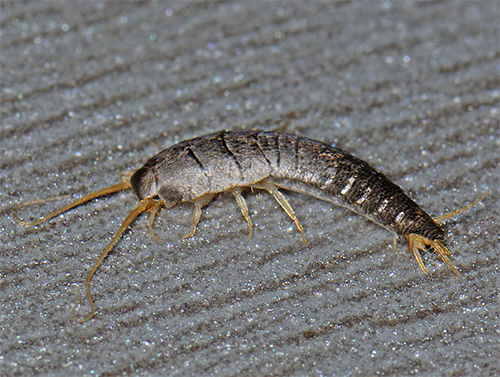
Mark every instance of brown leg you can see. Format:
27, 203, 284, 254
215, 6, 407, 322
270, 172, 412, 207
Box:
183, 193, 216, 239
251, 180, 307, 243
146, 199, 166, 243
231, 188, 253, 238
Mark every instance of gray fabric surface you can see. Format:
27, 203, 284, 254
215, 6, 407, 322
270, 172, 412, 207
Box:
1, 1, 499, 376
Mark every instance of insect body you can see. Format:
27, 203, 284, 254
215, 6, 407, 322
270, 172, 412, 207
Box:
14, 130, 488, 322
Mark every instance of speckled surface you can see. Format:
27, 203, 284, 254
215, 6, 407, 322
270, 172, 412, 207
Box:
1, 1, 499, 376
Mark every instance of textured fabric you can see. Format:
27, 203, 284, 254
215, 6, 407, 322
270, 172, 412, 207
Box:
1, 1, 498, 376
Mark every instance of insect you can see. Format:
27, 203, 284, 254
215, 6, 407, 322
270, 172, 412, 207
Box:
14, 130, 488, 322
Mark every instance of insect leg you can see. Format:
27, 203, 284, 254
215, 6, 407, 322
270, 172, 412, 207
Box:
183, 193, 216, 239
251, 180, 307, 243
230, 188, 253, 238
146, 199, 169, 243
